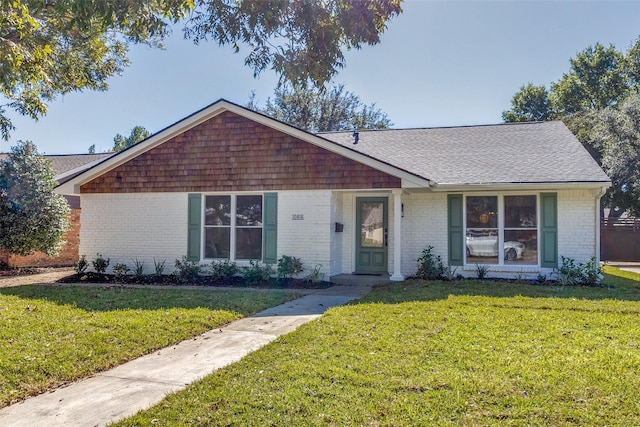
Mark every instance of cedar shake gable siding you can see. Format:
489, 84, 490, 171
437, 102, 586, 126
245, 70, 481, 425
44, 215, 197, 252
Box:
81, 111, 400, 193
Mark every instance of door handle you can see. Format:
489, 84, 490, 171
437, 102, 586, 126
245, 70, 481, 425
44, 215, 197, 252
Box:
384, 228, 388, 247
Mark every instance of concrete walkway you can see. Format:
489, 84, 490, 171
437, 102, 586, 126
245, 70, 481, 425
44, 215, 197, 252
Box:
0, 283, 374, 427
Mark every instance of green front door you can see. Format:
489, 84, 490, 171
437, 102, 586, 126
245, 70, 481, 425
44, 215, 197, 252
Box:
355, 197, 388, 274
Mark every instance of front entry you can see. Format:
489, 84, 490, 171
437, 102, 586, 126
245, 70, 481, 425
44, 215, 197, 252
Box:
355, 197, 388, 274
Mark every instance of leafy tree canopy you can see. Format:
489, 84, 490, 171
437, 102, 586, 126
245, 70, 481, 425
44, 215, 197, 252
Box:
113, 125, 150, 152
0, 141, 70, 256
593, 94, 640, 216
248, 83, 392, 132
1, 0, 402, 141
501, 83, 551, 123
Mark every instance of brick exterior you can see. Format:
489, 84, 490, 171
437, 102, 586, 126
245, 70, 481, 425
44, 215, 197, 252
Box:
81, 111, 401, 194
1, 208, 80, 268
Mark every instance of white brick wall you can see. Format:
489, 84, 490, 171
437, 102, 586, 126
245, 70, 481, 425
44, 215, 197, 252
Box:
80, 193, 188, 274
277, 190, 333, 278
557, 189, 598, 265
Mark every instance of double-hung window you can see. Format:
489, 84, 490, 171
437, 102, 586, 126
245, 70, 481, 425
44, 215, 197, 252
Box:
204, 195, 263, 260
465, 195, 538, 265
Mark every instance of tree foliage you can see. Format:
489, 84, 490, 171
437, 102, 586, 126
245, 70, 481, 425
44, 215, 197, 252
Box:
593, 94, 640, 216
503, 38, 640, 215
1, 0, 402, 140
0, 0, 193, 140
501, 83, 551, 122
186, 0, 403, 88
0, 141, 70, 256
113, 125, 150, 152
248, 84, 392, 132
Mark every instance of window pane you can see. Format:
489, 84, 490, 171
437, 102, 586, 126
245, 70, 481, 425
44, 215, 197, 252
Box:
504, 230, 537, 264
205, 196, 231, 226
361, 202, 384, 248
237, 195, 263, 226
466, 229, 499, 264
505, 196, 537, 228
204, 228, 230, 258
236, 228, 262, 260
466, 196, 498, 228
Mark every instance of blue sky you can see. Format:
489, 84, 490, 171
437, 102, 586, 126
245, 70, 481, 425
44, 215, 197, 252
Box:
5, 0, 640, 154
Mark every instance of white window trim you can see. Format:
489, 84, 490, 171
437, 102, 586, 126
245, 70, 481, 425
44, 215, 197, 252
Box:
201, 193, 264, 263
463, 193, 540, 269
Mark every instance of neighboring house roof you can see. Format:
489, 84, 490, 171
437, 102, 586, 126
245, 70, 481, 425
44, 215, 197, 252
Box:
55, 99, 611, 195
319, 121, 611, 188
0, 152, 113, 184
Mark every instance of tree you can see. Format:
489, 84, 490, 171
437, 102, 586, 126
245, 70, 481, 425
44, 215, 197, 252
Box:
0, 0, 193, 140
0, 141, 70, 256
248, 84, 392, 132
113, 125, 150, 152
501, 83, 551, 122
594, 94, 640, 216
1, 1, 402, 140
186, 0, 402, 88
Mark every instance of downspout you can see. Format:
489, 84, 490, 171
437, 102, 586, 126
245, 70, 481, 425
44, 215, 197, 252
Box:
594, 186, 607, 264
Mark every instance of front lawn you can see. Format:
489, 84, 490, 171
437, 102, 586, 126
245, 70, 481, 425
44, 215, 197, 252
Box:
114, 266, 640, 426
0, 285, 298, 407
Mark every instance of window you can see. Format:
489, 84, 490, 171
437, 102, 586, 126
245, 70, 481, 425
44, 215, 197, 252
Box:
465, 195, 538, 265
204, 195, 263, 260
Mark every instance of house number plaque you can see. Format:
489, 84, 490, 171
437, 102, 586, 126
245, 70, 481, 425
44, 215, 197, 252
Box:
292, 214, 304, 220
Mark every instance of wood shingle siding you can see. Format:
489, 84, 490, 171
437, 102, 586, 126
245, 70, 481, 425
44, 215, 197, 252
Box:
80, 112, 400, 193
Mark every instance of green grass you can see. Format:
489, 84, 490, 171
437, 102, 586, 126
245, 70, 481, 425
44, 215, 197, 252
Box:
114, 266, 640, 426
0, 285, 298, 407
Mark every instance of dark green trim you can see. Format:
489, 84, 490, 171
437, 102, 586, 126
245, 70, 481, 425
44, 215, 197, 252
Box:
187, 193, 202, 262
448, 194, 464, 266
540, 192, 558, 268
263, 192, 278, 264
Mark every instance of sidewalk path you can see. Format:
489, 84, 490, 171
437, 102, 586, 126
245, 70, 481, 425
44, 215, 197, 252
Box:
0, 283, 373, 427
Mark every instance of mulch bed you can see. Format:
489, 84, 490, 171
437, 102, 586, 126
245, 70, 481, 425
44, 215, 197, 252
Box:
57, 272, 333, 289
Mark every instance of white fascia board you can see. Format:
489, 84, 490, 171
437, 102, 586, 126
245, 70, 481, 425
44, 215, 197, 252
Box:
56, 100, 431, 194
429, 181, 612, 193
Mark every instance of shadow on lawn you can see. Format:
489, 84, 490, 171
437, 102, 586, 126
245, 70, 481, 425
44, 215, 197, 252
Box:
0, 284, 294, 313
361, 271, 640, 304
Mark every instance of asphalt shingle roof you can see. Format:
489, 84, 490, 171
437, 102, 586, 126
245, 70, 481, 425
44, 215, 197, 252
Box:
319, 121, 610, 186
0, 152, 112, 178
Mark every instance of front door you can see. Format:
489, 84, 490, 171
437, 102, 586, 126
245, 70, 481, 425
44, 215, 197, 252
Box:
355, 197, 388, 274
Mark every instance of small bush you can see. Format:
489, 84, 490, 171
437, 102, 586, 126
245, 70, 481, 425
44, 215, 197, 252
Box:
416, 246, 445, 280
209, 259, 238, 282
306, 264, 325, 285
132, 259, 145, 278
475, 264, 489, 280
240, 260, 273, 286
153, 258, 166, 276
555, 256, 602, 286
92, 253, 110, 274
277, 255, 304, 281
583, 256, 602, 286
174, 256, 202, 283
112, 263, 130, 278
74, 255, 88, 274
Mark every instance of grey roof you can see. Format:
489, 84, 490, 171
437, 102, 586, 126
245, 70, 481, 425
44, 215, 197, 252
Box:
0, 152, 113, 182
319, 121, 610, 186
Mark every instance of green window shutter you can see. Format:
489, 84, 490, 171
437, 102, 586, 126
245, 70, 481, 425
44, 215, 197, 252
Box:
187, 194, 202, 262
448, 194, 464, 266
263, 192, 278, 264
540, 192, 558, 268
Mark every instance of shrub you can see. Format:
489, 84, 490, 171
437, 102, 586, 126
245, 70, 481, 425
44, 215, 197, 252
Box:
306, 264, 325, 285
112, 263, 130, 278
555, 256, 602, 286
174, 256, 202, 283
277, 255, 304, 281
209, 259, 238, 282
92, 253, 110, 274
475, 264, 489, 280
74, 255, 88, 274
153, 258, 166, 276
132, 259, 145, 278
583, 256, 602, 286
240, 260, 273, 286
415, 246, 445, 280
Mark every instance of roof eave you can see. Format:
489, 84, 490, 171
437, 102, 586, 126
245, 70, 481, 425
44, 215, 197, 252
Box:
429, 181, 612, 193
